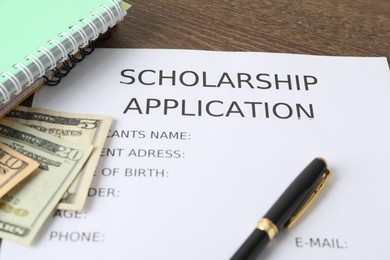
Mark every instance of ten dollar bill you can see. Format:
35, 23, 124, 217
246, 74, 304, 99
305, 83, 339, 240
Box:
6, 106, 112, 211
0, 119, 92, 245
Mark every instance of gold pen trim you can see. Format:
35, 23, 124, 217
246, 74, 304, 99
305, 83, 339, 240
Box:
286, 168, 332, 228
256, 218, 279, 240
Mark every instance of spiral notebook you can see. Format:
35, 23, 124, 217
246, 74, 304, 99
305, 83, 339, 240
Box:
0, 0, 128, 118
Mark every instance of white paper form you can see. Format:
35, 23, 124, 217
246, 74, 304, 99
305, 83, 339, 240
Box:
1, 49, 390, 259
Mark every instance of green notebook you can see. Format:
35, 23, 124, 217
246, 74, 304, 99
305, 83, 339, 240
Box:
0, 0, 127, 116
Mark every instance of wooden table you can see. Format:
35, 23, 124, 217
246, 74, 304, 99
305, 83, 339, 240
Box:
102, 0, 390, 58
19, 0, 389, 108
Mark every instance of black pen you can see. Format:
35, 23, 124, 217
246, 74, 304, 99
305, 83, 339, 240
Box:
231, 157, 331, 260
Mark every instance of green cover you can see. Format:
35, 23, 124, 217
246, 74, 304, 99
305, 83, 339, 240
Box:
0, 0, 114, 73
0, 0, 125, 110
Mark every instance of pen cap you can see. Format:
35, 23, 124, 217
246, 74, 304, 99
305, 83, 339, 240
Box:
263, 158, 328, 229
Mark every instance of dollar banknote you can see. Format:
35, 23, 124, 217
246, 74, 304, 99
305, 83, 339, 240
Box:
0, 143, 39, 198
6, 106, 112, 211
0, 119, 93, 245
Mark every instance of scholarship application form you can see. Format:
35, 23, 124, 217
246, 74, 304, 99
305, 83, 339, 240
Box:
1, 49, 390, 259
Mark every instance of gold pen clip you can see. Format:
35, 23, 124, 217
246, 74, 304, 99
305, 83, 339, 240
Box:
286, 168, 332, 228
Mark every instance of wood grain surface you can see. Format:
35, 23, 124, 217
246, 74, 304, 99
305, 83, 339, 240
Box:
101, 0, 390, 58
19, 0, 389, 108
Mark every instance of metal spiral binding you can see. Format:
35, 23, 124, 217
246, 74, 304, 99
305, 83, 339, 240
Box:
13, 64, 34, 87
0, 83, 10, 103
0, 0, 124, 92
2, 72, 21, 94
43, 28, 111, 86
41, 1, 123, 87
